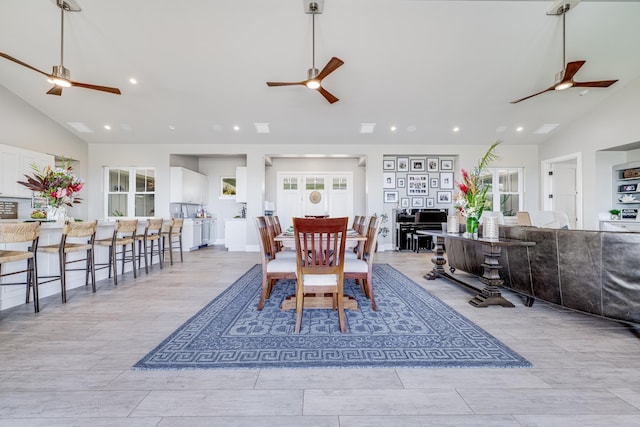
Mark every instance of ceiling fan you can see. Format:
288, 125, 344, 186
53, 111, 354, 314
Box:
0, 0, 120, 96
510, 2, 617, 104
266, 1, 343, 104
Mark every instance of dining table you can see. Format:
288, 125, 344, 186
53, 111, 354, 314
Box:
274, 228, 367, 311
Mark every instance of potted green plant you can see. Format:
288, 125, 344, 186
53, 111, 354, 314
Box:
608, 209, 621, 220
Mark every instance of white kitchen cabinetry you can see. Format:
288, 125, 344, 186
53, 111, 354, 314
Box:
235, 166, 247, 203
181, 219, 202, 251
170, 167, 207, 204
0, 144, 54, 198
224, 218, 246, 251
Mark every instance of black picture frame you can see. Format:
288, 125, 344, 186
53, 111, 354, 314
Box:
427, 158, 439, 172
429, 177, 439, 188
440, 172, 454, 189
426, 197, 435, 208
411, 197, 424, 208
440, 159, 453, 171
407, 174, 429, 195
384, 191, 399, 204
437, 191, 452, 204
397, 157, 409, 172
410, 158, 426, 172
397, 177, 406, 188
383, 159, 396, 171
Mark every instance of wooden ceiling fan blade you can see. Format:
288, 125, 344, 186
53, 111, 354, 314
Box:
316, 57, 344, 81
574, 79, 618, 88
0, 52, 50, 77
510, 86, 555, 104
317, 86, 339, 104
563, 60, 586, 81
70, 81, 122, 94
46, 86, 63, 96
266, 81, 305, 87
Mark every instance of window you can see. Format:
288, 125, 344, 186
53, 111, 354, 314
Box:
105, 167, 156, 217
482, 168, 523, 216
333, 177, 347, 190
306, 177, 324, 190
283, 177, 298, 190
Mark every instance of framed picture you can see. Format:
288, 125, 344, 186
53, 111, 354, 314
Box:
440, 159, 453, 171
437, 191, 452, 204
397, 157, 409, 172
426, 197, 435, 208
407, 174, 429, 196
440, 172, 454, 189
397, 177, 406, 188
383, 159, 396, 170
410, 158, 426, 172
427, 158, 439, 172
384, 191, 399, 204
220, 177, 237, 198
400, 197, 410, 208
411, 197, 424, 208
383, 172, 396, 189
430, 177, 439, 188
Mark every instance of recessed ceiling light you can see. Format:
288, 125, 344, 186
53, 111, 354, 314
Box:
516, 126, 524, 132
168, 125, 176, 130
129, 78, 137, 85
534, 123, 560, 134
254, 123, 270, 133
104, 124, 111, 130
390, 125, 397, 132
233, 125, 240, 131
66, 121, 94, 133
452, 126, 460, 132
360, 123, 376, 134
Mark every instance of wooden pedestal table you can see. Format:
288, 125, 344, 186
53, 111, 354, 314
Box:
418, 230, 535, 308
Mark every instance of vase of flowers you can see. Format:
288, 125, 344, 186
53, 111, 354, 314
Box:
454, 141, 501, 238
17, 162, 83, 222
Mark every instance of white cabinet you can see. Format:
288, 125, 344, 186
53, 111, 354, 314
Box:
235, 166, 247, 203
170, 167, 207, 204
181, 219, 203, 251
0, 144, 54, 198
224, 218, 246, 251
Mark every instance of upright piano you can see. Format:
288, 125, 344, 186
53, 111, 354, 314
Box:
394, 209, 447, 251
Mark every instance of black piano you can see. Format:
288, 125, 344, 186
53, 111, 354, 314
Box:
395, 209, 447, 251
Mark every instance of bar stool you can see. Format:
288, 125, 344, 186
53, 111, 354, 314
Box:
161, 218, 184, 265
37, 220, 97, 303
94, 219, 138, 285
0, 222, 40, 312
134, 218, 163, 273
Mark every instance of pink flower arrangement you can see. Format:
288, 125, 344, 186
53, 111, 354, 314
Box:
453, 141, 501, 218
18, 163, 84, 208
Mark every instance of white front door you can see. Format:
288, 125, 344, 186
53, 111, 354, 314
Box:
276, 173, 353, 229
545, 159, 579, 229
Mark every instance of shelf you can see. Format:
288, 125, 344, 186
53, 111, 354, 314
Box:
617, 177, 640, 181
617, 202, 640, 204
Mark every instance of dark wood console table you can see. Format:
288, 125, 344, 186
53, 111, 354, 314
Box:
417, 230, 535, 308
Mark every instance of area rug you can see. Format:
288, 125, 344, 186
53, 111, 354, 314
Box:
133, 264, 531, 370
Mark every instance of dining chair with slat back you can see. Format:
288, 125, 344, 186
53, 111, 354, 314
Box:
161, 218, 184, 265
347, 215, 369, 259
38, 220, 97, 303
0, 222, 41, 312
255, 217, 296, 310
265, 215, 296, 259
344, 215, 381, 311
292, 216, 349, 333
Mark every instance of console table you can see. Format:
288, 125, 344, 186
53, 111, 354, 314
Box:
418, 230, 535, 308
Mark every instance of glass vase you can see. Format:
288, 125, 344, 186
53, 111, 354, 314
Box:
466, 215, 479, 238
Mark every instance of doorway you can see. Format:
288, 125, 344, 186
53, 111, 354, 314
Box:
542, 153, 582, 229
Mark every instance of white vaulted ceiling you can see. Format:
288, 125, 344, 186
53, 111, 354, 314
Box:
0, 0, 639, 147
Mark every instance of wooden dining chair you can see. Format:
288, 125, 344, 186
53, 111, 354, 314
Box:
346, 215, 369, 259
134, 218, 164, 273
344, 216, 381, 311
265, 215, 296, 259
94, 219, 138, 286
255, 217, 296, 310
292, 216, 349, 333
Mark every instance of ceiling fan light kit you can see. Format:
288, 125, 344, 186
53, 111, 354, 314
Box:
511, 0, 617, 104
266, 0, 343, 103
0, 0, 121, 96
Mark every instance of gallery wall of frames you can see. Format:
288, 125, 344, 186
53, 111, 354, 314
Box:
382, 156, 457, 210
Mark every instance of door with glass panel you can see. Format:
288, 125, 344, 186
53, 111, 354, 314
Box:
276, 173, 353, 230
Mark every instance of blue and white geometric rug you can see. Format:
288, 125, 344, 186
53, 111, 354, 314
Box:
134, 264, 531, 370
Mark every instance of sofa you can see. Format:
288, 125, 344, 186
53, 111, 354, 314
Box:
444, 225, 640, 325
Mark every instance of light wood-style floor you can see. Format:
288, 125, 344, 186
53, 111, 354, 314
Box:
0, 246, 639, 426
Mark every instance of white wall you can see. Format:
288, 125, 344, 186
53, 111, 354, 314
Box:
539, 77, 640, 229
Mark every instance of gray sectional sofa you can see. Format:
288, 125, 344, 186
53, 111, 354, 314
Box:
444, 225, 640, 325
